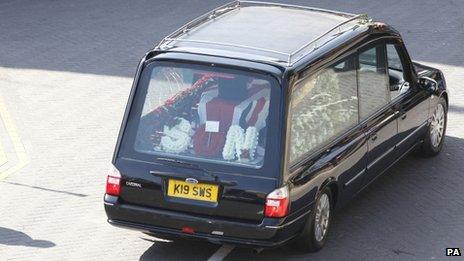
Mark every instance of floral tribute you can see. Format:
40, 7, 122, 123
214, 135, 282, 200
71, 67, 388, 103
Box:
146, 72, 268, 164
222, 125, 259, 161
150, 74, 216, 151
289, 68, 358, 162
159, 117, 193, 153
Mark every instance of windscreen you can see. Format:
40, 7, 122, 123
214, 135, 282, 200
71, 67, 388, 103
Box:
131, 62, 274, 168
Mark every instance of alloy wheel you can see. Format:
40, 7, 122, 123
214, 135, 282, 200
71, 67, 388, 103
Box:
430, 103, 445, 148
314, 193, 330, 242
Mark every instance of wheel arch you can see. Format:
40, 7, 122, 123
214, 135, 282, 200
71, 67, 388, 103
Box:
318, 178, 339, 208
441, 91, 449, 108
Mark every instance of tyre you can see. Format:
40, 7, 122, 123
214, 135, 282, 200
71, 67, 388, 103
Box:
294, 186, 333, 252
417, 96, 447, 157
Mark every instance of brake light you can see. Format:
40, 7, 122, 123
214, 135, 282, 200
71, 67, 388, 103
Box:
106, 165, 121, 196
182, 226, 194, 234
264, 186, 289, 218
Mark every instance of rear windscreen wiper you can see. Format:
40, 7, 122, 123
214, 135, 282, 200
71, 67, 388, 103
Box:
154, 157, 203, 170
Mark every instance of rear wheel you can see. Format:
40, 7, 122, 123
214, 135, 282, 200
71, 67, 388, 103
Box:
418, 97, 447, 157
294, 187, 332, 252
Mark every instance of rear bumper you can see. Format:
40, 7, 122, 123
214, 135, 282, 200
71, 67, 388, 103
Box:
104, 195, 310, 248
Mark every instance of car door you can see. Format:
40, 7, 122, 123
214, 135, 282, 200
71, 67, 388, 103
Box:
357, 42, 399, 187
385, 40, 430, 156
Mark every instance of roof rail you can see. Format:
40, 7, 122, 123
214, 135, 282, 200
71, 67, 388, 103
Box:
158, 1, 240, 48
239, 1, 356, 18
289, 13, 369, 64
156, 1, 371, 66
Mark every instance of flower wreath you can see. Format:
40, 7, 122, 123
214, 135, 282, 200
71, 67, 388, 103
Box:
160, 117, 193, 153
222, 125, 259, 161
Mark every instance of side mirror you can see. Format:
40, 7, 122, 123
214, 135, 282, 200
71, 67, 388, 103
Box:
418, 76, 438, 92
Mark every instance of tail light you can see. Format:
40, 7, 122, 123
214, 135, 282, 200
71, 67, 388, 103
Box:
106, 165, 121, 196
264, 186, 289, 218
182, 226, 195, 234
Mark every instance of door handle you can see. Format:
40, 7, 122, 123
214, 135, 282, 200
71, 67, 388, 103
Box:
370, 133, 378, 141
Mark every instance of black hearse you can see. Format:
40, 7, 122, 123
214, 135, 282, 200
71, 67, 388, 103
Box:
104, 1, 448, 252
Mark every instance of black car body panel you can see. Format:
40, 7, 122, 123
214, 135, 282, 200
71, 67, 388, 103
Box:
105, 194, 310, 247
115, 157, 278, 222
105, 1, 448, 249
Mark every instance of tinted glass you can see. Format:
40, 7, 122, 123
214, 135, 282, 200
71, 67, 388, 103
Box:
358, 46, 389, 120
132, 64, 273, 168
387, 44, 408, 100
358, 47, 377, 71
289, 56, 358, 163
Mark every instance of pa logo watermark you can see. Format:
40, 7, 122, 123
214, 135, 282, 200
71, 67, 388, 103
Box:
446, 248, 461, 256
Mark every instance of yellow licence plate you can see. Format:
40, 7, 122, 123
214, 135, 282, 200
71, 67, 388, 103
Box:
167, 179, 219, 202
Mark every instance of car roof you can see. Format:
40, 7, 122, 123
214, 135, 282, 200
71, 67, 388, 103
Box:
155, 1, 372, 67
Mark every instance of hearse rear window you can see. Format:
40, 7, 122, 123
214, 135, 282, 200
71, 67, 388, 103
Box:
130, 63, 273, 168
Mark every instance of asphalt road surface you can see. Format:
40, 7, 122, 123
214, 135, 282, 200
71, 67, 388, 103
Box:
0, 0, 463, 260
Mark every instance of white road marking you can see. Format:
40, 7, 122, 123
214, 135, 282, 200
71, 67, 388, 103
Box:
0, 138, 6, 167
0, 95, 29, 180
207, 244, 235, 261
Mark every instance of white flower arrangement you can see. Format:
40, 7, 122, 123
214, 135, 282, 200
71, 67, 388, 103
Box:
175, 117, 194, 136
289, 68, 359, 161
160, 118, 193, 153
222, 125, 244, 160
222, 125, 259, 161
240, 126, 259, 160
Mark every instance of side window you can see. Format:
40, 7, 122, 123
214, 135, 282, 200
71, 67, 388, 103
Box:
288, 56, 358, 163
358, 47, 377, 72
358, 45, 389, 120
387, 44, 408, 100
